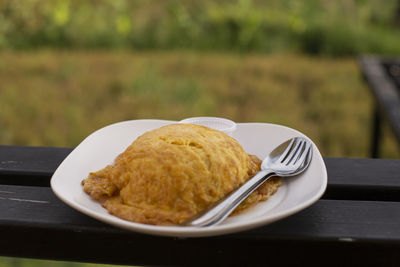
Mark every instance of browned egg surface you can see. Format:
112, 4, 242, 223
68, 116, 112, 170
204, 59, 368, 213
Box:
82, 123, 281, 225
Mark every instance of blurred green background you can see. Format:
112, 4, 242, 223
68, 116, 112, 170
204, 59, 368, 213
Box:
2, 0, 400, 54
1, 0, 400, 266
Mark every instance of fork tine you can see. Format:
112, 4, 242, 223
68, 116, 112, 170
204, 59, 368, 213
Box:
290, 139, 307, 165
286, 139, 305, 165
282, 138, 303, 165
278, 138, 296, 163
294, 139, 312, 166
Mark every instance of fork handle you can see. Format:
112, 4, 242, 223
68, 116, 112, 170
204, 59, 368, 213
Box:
183, 169, 273, 227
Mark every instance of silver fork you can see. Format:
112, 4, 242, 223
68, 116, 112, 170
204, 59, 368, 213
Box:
183, 137, 313, 227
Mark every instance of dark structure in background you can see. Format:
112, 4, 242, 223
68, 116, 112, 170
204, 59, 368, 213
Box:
359, 56, 400, 158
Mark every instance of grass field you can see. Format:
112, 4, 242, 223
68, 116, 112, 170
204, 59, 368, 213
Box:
0, 50, 398, 158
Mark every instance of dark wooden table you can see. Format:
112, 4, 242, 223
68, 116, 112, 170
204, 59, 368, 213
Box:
1, 145, 400, 266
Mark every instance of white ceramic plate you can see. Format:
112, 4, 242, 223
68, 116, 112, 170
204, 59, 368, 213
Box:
51, 120, 327, 238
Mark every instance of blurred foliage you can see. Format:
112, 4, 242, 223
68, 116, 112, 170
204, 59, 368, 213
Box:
0, 0, 400, 55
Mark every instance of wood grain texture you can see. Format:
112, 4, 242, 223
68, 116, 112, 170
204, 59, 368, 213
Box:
323, 157, 400, 201
0, 146, 72, 186
0, 184, 400, 266
0, 184, 399, 241
0, 145, 72, 175
1, 146, 400, 265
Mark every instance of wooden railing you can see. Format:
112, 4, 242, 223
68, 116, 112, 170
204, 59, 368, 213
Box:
1, 145, 400, 266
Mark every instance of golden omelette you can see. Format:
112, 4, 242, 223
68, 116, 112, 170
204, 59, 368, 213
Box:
82, 123, 281, 225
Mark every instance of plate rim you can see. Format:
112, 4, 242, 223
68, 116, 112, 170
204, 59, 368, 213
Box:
50, 119, 328, 237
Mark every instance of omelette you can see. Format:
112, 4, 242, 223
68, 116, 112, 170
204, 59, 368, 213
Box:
82, 123, 281, 225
